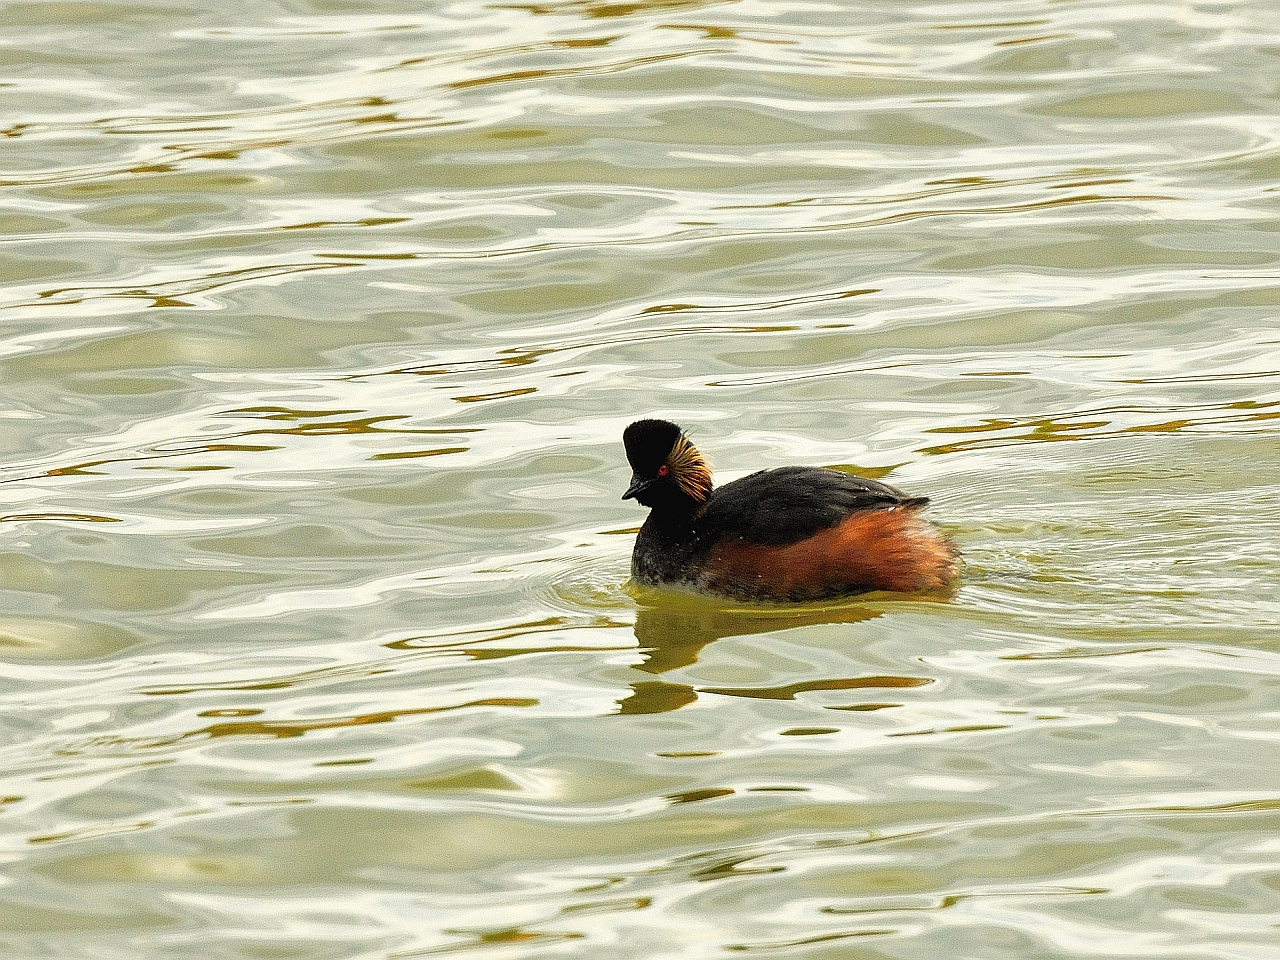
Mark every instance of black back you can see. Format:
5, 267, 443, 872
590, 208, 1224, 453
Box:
698, 466, 926, 546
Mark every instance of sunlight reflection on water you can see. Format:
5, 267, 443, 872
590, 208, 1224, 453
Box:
2, 0, 1279, 957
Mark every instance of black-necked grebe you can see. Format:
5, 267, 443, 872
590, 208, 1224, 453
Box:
622, 418, 957, 601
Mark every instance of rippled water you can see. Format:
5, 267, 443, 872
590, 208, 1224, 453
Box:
3, 0, 1279, 957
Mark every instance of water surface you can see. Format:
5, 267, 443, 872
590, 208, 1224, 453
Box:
2, 1, 1279, 957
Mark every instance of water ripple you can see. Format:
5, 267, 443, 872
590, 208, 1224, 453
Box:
4, 0, 1280, 957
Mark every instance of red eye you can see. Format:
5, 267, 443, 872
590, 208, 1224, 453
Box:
657, 464, 669, 477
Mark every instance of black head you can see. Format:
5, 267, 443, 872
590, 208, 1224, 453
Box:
622, 418, 713, 509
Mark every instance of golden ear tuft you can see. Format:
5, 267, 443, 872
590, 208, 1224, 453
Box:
667, 434, 713, 502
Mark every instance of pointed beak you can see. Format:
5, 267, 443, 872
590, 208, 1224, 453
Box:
622, 473, 649, 501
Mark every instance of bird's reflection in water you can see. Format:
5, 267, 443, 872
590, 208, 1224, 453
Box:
619, 588, 892, 715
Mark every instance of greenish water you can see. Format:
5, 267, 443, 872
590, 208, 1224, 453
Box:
2, 1, 1279, 957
